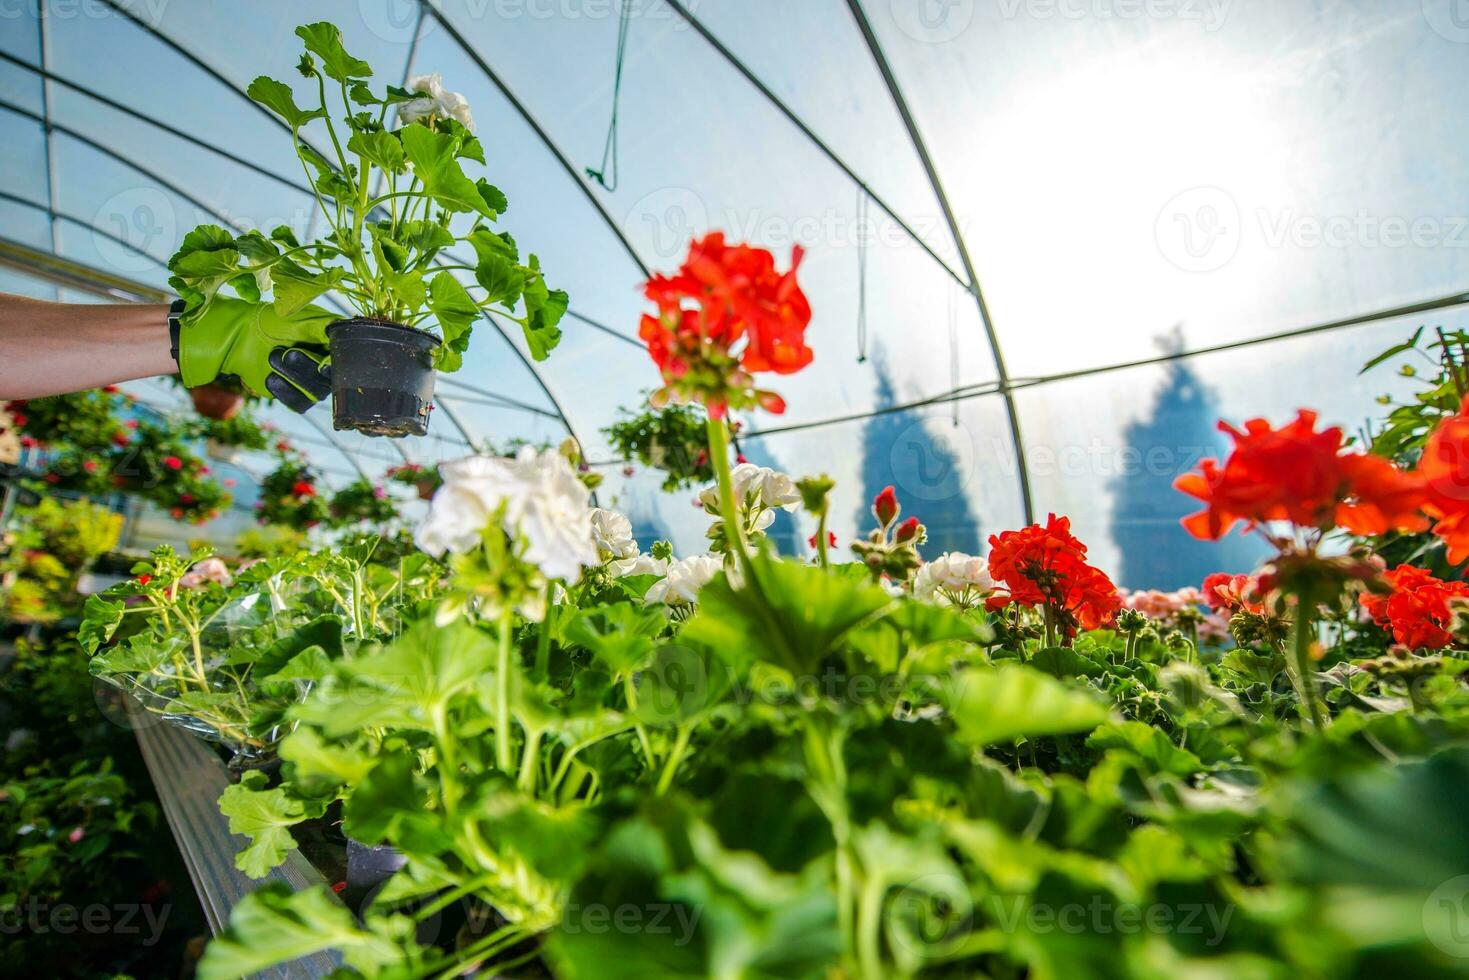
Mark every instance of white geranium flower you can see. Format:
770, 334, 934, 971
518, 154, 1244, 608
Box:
644, 555, 723, 606
590, 508, 639, 561
415, 447, 596, 581
401, 72, 475, 132
612, 553, 669, 578
913, 552, 994, 608
699, 463, 801, 513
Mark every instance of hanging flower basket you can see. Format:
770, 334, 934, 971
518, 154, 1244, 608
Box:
328, 318, 441, 438
205, 437, 241, 464
189, 382, 245, 421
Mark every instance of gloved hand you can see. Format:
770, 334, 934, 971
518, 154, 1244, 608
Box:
175, 298, 336, 413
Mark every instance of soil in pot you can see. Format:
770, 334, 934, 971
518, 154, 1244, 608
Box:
327, 318, 440, 438
189, 383, 245, 421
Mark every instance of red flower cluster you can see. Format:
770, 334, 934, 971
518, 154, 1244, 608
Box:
292, 480, 316, 498
1416, 395, 1469, 564
1360, 565, 1469, 649
986, 514, 1121, 636
1201, 571, 1265, 615
639, 233, 813, 418
1175, 410, 1428, 539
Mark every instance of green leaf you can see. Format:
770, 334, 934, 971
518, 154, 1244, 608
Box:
78, 594, 124, 654
399, 220, 456, 257
1361, 326, 1425, 374
427, 272, 477, 372
271, 262, 344, 317
246, 76, 324, 128
563, 603, 665, 677
348, 130, 405, 175
279, 727, 376, 791
1086, 721, 1204, 777
216, 771, 311, 878
681, 554, 894, 677
467, 229, 525, 307
196, 883, 420, 980
476, 178, 507, 217
400, 124, 494, 216
520, 255, 566, 361
295, 22, 372, 83
945, 665, 1110, 748
296, 620, 497, 737
167, 224, 243, 306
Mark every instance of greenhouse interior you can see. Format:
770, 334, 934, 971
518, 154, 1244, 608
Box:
3, 0, 1469, 976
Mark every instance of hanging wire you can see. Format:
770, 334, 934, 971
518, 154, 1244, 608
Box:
586, 0, 633, 191
855, 185, 870, 363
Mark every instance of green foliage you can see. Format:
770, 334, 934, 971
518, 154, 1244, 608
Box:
326, 478, 398, 529
603, 401, 716, 492
1, 497, 122, 624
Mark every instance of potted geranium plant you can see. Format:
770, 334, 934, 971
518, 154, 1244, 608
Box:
186, 411, 269, 463
326, 478, 398, 528
167, 22, 568, 438
256, 451, 328, 530
604, 400, 721, 492
385, 461, 441, 500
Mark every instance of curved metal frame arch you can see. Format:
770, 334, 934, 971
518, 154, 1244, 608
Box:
842, 0, 1035, 523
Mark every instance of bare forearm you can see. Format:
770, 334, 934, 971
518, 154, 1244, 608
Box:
0, 293, 176, 399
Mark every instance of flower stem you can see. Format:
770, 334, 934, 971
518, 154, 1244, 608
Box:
705, 416, 749, 559
815, 509, 830, 569
495, 608, 514, 772
655, 723, 693, 796
1290, 590, 1326, 730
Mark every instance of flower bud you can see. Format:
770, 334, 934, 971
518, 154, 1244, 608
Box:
873, 485, 899, 528
894, 516, 923, 544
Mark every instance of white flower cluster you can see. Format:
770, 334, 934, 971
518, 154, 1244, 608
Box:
590, 507, 671, 579
912, 552, 994, 608
415, 447, 596, 581
401, 72, 474, 132
644, 555, 724, 607
698, 462, 800, 533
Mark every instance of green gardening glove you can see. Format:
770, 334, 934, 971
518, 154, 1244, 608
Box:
176, 298, 337, 413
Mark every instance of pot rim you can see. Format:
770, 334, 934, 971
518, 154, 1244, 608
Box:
327, 316, 442, 349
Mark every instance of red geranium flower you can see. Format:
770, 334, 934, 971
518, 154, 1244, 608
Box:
986, 514, 1121, 636
1175, 410, 1426, 539
1417, 395, 1469, 564
1202, 572, 1266, 615
136, 574, 151, 586
808, 531, 838, 549
1360, 565, 1469, 649
163, 455, 183, 471
292, 480, 316, 498
112, 432, 131, 447
82, 460, 97, 473
639, 232, 812, 418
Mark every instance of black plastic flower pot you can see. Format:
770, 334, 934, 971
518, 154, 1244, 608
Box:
327, 318, 440, 438
345, 837, 408, 909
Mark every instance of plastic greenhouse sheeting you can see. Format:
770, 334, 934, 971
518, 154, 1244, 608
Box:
2, 0, 1467, 587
